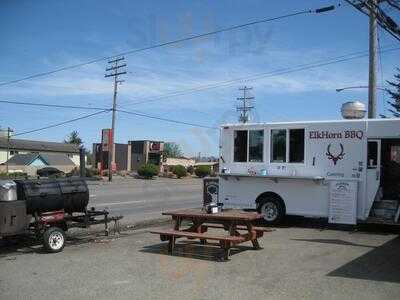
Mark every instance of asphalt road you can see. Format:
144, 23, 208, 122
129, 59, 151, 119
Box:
87, 177, 203, 223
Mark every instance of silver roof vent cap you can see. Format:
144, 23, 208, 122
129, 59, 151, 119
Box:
341, 101, 366, 119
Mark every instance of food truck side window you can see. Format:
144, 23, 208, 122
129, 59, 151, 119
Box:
271, 129, 287, 162
234, 130, 248, 162
249, 130, 264, 162
289, 129, 305, 163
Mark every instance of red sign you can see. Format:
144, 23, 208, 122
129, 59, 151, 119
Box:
101, 129, 113, 152
149, 142, 161, 151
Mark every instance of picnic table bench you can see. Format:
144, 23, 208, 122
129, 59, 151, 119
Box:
150, 208, 272, 260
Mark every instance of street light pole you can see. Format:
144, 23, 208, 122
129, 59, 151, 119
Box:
336, 85, 386, 92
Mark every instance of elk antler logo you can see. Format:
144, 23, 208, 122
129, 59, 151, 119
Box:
326, 143, 345, 165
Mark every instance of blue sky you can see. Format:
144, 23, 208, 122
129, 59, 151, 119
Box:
0, 0, 399, 156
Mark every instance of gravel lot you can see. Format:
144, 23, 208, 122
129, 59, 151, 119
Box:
1, 219, 399, 299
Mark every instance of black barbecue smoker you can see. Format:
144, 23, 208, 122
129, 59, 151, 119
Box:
0, 178, 122, 253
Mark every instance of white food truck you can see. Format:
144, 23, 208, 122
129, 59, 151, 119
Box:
218, 107, 400, 225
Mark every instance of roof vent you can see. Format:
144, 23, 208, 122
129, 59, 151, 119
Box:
341, 101, 366, 119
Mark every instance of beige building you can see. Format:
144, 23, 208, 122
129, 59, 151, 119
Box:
93, 140, 164, 172
164, 157, 195, 169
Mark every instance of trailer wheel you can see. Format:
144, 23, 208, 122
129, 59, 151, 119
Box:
258, 196, 285, 224
43, 227, 66, 253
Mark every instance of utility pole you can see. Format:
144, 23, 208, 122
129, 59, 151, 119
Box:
345, 0, 400, 118
5, 127, 13, 176
105, 57, 126, 182
236, 86, 254, 123
368, 0, 378, 118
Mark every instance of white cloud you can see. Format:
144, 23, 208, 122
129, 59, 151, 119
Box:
0, 40, 377, 111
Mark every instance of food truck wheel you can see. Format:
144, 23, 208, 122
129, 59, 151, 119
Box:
258, 197, 284, 224
43, 227, 66, 253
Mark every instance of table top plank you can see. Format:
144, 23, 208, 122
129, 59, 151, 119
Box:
162, 208, 263, 221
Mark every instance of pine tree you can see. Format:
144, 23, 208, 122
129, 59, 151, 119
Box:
64, 130, 83, 145
387, 68, 400, 118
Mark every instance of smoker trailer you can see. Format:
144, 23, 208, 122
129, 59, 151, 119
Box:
0, 178, 122, 253
218, 118, 400, 225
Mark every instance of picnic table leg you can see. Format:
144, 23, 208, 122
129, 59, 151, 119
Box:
186, 219, 207, 244
168, 236, 175, 254
165, 217, 180, 254
197, 220, 207, 244
251, 238, 261, 250
223, 247, 231, 261
246, 223, 262, 250
221, 241, 231, 261
229, 223, 238, 236
220, 222, 236, 260
173, 216, 181, 230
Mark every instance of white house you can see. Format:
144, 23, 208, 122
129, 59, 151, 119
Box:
0, 138, 81, 166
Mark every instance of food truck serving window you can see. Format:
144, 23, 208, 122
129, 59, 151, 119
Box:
249, 130, 264, 162
271, 128, 305, 163
234, 130, 248, 162
271, 130, 286, 162
289, 129, 305, 163
234, 130, 264, 162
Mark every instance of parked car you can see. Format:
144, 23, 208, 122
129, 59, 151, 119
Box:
37, 167, 64, 178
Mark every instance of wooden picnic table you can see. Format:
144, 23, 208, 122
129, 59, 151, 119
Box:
150, 208, 271, 260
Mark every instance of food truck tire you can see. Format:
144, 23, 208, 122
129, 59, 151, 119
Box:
43, 227, 66, 253
257, 194, 285, 224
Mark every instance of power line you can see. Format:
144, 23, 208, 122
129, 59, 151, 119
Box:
9, 106, 216, 139
11, 48, 400, 137
0, 6, 336, 87
118, 45, 400, 108
5, 45, 382, 113
4, 46, 399, 117
0, 99, 108, 111
12, 109, 111, 137
387, 0, 400, 11
344, 0, 399, 117
344, 0, 400, 42
117, 109, 218, 130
